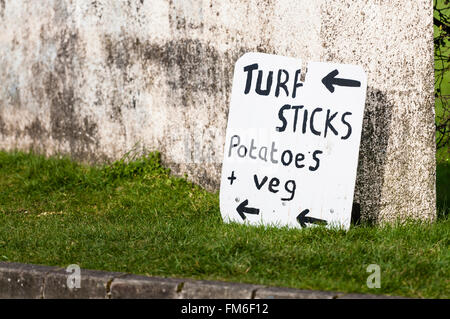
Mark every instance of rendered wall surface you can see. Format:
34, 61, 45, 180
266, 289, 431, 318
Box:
0, 0, 435, 223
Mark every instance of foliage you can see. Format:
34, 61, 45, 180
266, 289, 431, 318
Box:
434, 0, 450, 154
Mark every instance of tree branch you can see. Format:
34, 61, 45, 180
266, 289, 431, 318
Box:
434, 17, 450, 34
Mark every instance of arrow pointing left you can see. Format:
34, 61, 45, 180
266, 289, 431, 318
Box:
296, 209, 328, 228
236, 199, 260, 220
321, 69, 361, 93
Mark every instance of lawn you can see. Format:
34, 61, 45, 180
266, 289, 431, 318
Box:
0, 151, 448, 299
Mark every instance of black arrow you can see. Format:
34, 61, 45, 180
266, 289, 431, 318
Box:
236, 199, 260, 220
296, 209, 328, 228
322, 69, 361, 93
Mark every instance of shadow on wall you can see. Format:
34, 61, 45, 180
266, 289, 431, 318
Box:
352, 87, 393, 225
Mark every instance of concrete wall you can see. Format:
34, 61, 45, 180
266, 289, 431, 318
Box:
0, 0, 435, 223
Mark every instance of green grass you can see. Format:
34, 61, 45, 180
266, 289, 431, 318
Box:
0, 151, 448, 299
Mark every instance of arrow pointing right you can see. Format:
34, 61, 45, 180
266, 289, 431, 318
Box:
296, 209, 328, 228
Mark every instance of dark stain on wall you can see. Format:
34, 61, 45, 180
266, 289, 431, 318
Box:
23, 118, 46, 140
15, 27, 100, 161
0, 0, 5, 18
47, 30, 99, 161
99, 28, 278, 190
0, 115, 7, 136
7, 0, 276, 182
103, 35, 251, 108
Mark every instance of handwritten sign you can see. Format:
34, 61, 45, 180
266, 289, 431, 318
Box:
219, 53, 367, 230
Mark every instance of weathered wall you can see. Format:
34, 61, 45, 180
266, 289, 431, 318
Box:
0, 0, 435, 223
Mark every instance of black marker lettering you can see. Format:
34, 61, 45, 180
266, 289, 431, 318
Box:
281, 150, 293, 166
291, 105, 303, 132
295, 153, 305, 168
341, 112, 352, 140
324, 109, 339, 137
254, 174, 268, 190
282, 180, 296, 201
302, 109, 309, 134
310, 107, 323, 136
292, 69, 303, 98
255, 70, 273, 96
275, 69, 289, 97
276, 104, 291, 132
309, 150, 323, 171
268, 178, 280, 193
243, 63, 258, 94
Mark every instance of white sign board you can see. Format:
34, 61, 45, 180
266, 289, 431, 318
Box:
219, 52, 367, 230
